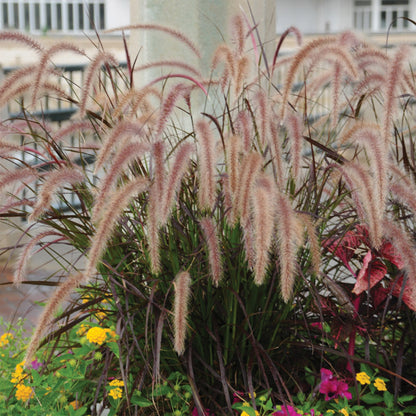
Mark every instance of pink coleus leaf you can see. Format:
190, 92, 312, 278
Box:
391, 276, 416, 311
353, 250, 387, 295
379, 241, 404, 269
324, 228, 363, 267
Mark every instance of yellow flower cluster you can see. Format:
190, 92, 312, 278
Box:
374, 378, 387, 391
11, 361, 26, 384
339, 408, 349, 416
86, 327, 107, 345
85, 326, 117, 345
356, 371, 388, 392
76, 323, 89, 336
109, 379, 124, 387
108, 379, 124, 400
15, 384, 33, 402
0, 332, 13, 347
241, 402, 259, 416
356, 372, 371, 385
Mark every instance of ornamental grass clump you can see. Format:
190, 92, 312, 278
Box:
1, 13, 416, 415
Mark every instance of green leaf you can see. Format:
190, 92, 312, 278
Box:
384, 391, 394, 409
361, 393, 384, 404
398, 395, 416, 403
403, 406, 416, 414
107, 342, 119, 358
131, 395, 153, 407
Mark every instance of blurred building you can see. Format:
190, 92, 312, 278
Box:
276, 0, 416, 34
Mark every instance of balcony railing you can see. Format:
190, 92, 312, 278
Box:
0, 0, 105, 34
354, 4, 410, 32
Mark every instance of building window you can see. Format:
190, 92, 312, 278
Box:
0, 1, 106, 33
354, 0, 409, 31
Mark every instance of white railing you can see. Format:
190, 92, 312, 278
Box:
0, 0, 105, 34
354, 4, 410, 32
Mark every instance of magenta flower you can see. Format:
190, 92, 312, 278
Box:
272, 405, 304, 416
30, 358, 42, 370
319, 368, 352, 401
191, 407, 213, 416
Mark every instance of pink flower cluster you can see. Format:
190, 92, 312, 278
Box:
319, 368, 352, 401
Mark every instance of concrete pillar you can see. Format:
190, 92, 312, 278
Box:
371, 0, 381, 32
129, 0, 276, 82
409, 0, 416, 30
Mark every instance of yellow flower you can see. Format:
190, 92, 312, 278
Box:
241, 412, 259, 416
326, 411, 335, 415
86, 327, 107, 345
374, 378, 387, 391
15, 384, 33, 401
70, 399, 81, 409
108, 387, 123, 400
339, 408, 349, 416
11, 361, 26, 384
76, 323, 89, 336
356, 372, 371, 385
0, 332, 13, 347
104, 328, 117, 342
109, 379, 124, 387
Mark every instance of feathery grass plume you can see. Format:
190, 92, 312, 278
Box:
173, 271, 191, 355
212, 44, 236, 90
1, 80, 70, 108
337, 161, 382, 249
155, 83, 189, 140
32, 42, 86, 108
0, 198, 34, 215
86, 177, 149, 279
14, 230, 66, 286
298, 213, 321, 276
29, 167, 84, 222
106, 24, 200, 58
93, 142, 150, 221
235, 55, 250, 94
160, 142, 194, 224
53, 120, 100, 143
269, 119, 285, 187
0, 139, 22, 157
200, 217, 223, 287
79, 51, 119, 117
279, 37, 338, 120
231, 14, 246, 56
382, 218, 416, 298
382, 45, 409, 145
255, 90, 270, 147
353, 72, 385, 99
355, 47, 388, 71
225, 134, 242, 199
232, 152, 263, 225
275, 192, 303, 302
24, 272, 84, 365
341, 124, 388, 214
113, 86, 161, 120
94, 120, 145, 173
0, 167, 38, 195
284, 112, 303, 185
0, 31, 43, 52
271, 26, 303, 74
234, 110, 252, 153
389, 165, 416, 216
331, 62, 342, 129
0, 65, 58, 105
147, 141, 166, 274
196, 119, 217, 211
134, 60, 202, 77
251, 174, 276, 285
